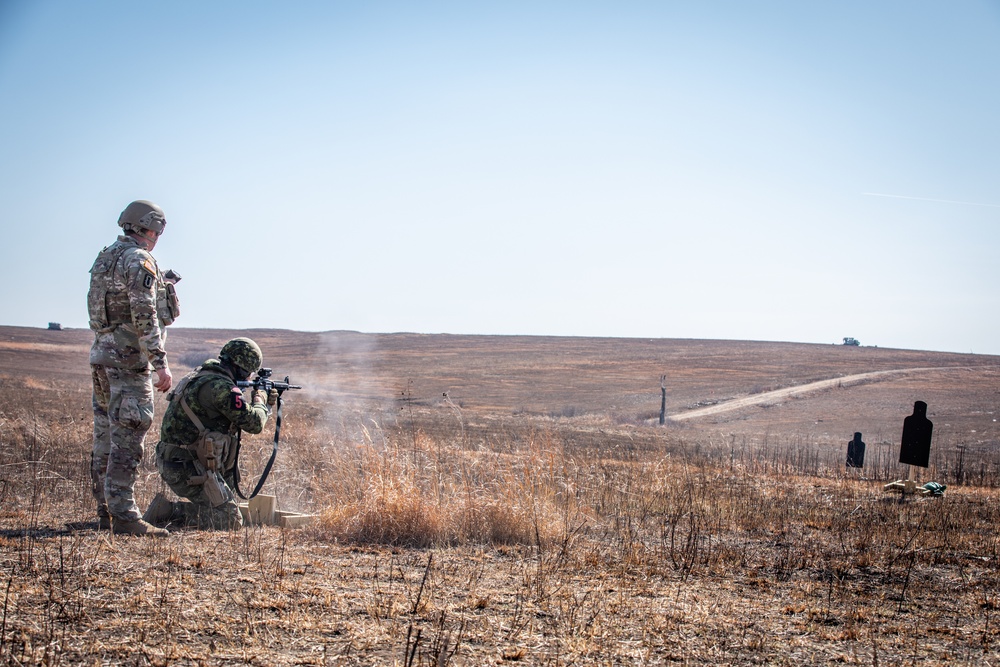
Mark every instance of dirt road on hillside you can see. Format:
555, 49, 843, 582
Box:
670, 367, 945, 421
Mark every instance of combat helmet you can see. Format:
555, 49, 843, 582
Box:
118, 200, 166, 235
219, 338, 263, 377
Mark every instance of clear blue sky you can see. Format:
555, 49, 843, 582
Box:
2, 1, 998, 354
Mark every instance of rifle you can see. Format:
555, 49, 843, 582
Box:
233, 368, 303, 500
236, 367, 303, 395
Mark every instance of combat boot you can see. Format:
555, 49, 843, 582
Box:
97, 505, 111, 530
142, 493, 176, 526
112, 517, 169, 537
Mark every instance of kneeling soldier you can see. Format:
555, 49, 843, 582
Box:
144, 337, 276, 530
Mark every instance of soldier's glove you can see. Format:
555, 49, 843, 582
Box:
251, 389, 267, 407
267, 388, 279, 406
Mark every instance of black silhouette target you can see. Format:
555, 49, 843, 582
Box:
846, 432, 865, 468
899, 401, 933, 468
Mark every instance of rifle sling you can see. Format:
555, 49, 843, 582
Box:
236, 393, 283, 501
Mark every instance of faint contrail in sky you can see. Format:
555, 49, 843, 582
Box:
863, 192, 1000, 208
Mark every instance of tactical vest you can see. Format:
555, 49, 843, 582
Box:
166, 366, 240, 473
87, 241, 179, 333
88, 244, 132, 333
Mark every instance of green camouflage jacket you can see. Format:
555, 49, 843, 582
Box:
159, 360, 269, 448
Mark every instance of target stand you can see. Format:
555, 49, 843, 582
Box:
238, 495, 315, 528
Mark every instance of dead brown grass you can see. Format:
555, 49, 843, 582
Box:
0, 326, 998, 665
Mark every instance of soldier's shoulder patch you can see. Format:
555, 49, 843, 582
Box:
129, 254, 156, 289
230, 386, 244, 410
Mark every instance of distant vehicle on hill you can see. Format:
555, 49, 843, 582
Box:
843, 337, 860, 346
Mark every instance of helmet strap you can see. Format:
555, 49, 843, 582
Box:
135, 229, 158, 250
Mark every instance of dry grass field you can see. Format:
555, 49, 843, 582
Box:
0, 325, 998, 665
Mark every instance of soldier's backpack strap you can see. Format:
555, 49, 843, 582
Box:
179, 394, 208, 435
165, 365, 202, 404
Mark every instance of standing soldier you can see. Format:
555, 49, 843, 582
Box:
88, 200, 180, 536
144, 338, 276, 530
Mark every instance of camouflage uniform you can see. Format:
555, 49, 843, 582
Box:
88, 234, 177, 522
154, 360, 269, 530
